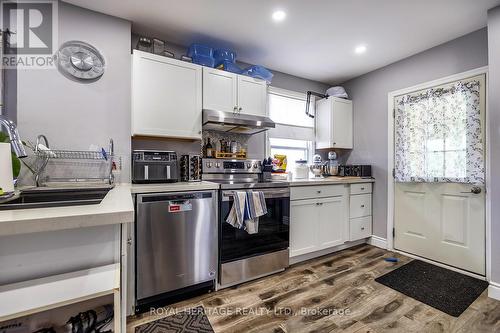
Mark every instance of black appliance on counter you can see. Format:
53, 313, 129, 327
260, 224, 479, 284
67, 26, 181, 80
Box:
202, 158, 290, 288
338, 164, 372, 177
132, 150, 178, 183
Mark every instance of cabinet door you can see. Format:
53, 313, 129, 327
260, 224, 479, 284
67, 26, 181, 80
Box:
318, 196, 346, 249
290, 199, 319, 257
237, 75, 267, 116
315, 98, 353, 149
315, 98, 332, 149
331, 99, 353, 149
202, 68, 238, 113
132, 50, 202, 139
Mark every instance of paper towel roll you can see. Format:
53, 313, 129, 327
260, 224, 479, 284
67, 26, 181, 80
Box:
0, 142, 14, 193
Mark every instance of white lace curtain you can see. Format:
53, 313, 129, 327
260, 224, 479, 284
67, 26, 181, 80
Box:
394, 79, 484, 184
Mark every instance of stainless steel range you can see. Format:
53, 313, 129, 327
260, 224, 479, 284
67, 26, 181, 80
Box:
202, 158, 290, 288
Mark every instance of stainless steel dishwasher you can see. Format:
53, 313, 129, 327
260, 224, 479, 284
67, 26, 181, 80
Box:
135, 190, 217, 312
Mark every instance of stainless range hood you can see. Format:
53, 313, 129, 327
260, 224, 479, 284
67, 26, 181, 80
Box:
202, 109, 275, 135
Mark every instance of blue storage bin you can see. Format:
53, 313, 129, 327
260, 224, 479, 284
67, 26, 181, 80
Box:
214, 48, 236, 66
192, 55, 215, 68
187, 43, 213, 58
216, 60, 242, 74
242, 65, 273, 83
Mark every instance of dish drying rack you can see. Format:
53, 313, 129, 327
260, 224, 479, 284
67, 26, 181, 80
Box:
30, 135, 115, 187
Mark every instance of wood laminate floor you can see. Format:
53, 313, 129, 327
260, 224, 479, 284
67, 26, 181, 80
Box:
128, 245, 500, 333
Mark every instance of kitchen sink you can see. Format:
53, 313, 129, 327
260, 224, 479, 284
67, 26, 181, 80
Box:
0, 186, 113, 210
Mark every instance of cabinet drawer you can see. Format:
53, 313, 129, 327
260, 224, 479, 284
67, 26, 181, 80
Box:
350, 183, 372, 195
291, 185, 346, 200
349, 194, 372, 218
349, 216, 372, 241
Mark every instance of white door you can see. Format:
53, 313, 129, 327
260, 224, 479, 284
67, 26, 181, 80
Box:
395, 183, 485, 274
237, 75, 267, 116
290, 199, 319, 257
132, 50, 202, 139
393, 74, 486, 275
202, 68, 238, 113
318, 196, 346, 249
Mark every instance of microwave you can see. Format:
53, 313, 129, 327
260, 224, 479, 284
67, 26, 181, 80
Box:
132, 150, 179, 183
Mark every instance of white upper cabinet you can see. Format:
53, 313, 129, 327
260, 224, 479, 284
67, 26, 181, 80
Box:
202, 68, 238, 113
203, 68, 267, 116
237, 75, 267, 116
132, 50, 203, 139
315, 97, 353, 149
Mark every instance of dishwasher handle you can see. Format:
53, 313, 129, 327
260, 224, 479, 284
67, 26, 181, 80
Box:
138, 191, 213, 204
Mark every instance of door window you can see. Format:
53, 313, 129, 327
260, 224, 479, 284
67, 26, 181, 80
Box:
395, 75, 485, 184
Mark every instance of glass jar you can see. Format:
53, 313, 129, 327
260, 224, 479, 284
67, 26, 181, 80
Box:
294, 160, 309, 179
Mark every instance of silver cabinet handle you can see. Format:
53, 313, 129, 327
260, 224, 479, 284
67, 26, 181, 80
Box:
360, 187, 365, 190
317, 190, 321, 194
127, 238, 132, 246
361, 227, 365, 231
316, 202, 323, 206
361, 204, 365, 208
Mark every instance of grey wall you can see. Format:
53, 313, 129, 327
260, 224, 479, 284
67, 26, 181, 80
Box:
131, 33, 329, 158
488, 6, 500, 283
17, 2, 132, 182
342, 28, 488, 238
0, 1, 128, 285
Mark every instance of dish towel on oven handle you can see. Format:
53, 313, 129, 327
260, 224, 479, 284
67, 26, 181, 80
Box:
226, 190, 268, 234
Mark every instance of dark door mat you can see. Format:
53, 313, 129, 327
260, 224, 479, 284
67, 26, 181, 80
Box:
135, 306, 214, 333
375, 259, 488, 317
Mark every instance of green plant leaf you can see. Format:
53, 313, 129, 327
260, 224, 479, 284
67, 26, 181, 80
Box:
0, 131, 8, 143
11, 152, 21, 178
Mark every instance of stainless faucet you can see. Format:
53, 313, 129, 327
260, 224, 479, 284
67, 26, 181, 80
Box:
0, 115, 27, 158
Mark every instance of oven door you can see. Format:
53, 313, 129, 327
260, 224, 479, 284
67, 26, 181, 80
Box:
219, 187, 290, 264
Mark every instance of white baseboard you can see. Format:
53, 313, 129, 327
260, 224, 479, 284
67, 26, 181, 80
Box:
368, 235, 388, 249
488, 282, 500, 301
290, 239, 367, 265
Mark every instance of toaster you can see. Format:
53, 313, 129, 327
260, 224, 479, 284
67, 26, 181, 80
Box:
338, 165, 372, 177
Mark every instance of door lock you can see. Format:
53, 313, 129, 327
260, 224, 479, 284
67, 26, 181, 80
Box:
470, 186, 482, 194
461, 186, 482, 194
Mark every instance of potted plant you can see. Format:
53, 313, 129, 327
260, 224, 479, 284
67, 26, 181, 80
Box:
0, 131, 21, 180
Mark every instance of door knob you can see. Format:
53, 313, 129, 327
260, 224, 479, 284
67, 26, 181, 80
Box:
471, 186, 482, 194
462, 186, 482, 194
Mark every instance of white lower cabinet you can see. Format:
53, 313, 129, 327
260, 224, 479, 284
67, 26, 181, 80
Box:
290, 185, 348, 258
318, 196, 346, 248
349, 183, 373, 241
290, 199, 320, 256
290, 182, 374, 258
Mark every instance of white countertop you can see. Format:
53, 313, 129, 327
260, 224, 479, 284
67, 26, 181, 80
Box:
0, 177, 374, 236
130, 181, 219, 193
0, 184, 134, 237
287, 176, 375, 186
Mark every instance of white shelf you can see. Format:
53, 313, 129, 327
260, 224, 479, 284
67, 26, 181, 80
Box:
0, 263, 120, 322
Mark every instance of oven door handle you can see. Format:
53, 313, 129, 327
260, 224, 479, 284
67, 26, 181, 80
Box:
221, 188, 290, 201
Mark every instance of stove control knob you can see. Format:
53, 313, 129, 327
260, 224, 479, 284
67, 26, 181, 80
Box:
215, 162, 220, 168
253, 163, 258, 169
206, 162, 212, 168
246, 163, 251, 169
